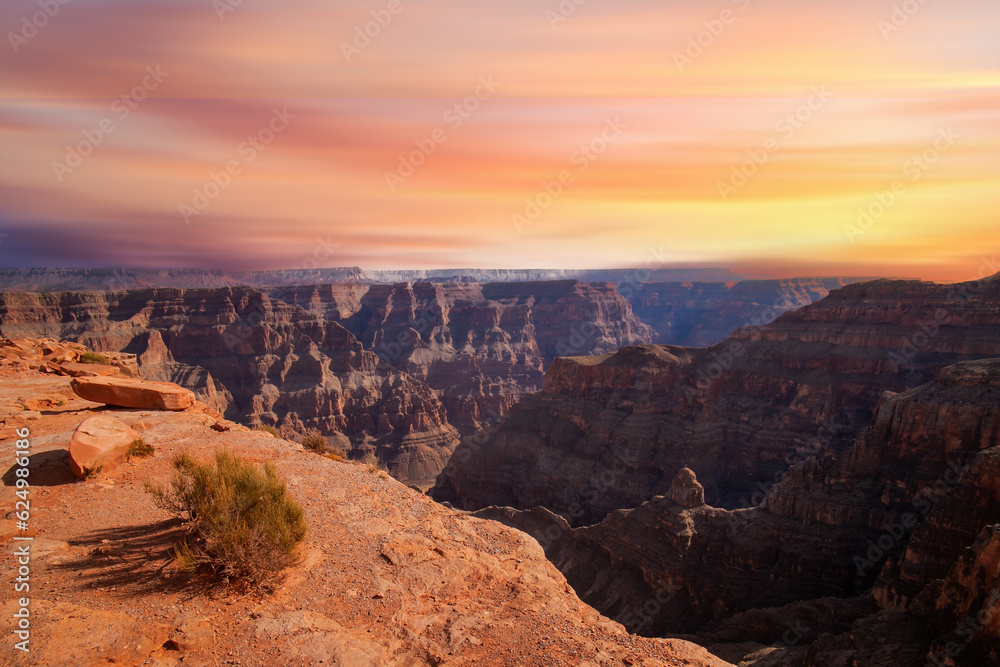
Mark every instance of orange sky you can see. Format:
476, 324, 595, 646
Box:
1, 0, 998, 280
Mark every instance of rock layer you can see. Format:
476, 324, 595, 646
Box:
0, 290, 459, 485
628, 277, 864, 346
274, 280, 654, 433
433, 274, 1000, 522
468, 353, 1000, 664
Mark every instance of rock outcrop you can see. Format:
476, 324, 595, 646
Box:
71, 377, 196, 411
433, 274, 1000, 522
0, 337, 138, 377
0, 363, 733, 667
0, 292, 459, 486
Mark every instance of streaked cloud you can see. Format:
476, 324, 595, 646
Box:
1, 0, 997, 279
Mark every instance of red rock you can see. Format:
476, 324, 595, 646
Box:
69, 415, 140, 478
51, 361, 121, 377
71, 377, 195, 411
668, 467, 706, 508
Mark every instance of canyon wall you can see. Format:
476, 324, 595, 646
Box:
272, 280, 654, 433
628, 277, 865, 346
473, 357, 1000, 665
0, 287, 458, 486
433, 274, 1000, 522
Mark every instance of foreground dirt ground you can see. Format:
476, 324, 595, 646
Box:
0, 367, 732, 667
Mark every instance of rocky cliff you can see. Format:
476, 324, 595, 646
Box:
0, 288, 459, 486
273, 280, 654, 433
433, 274, 1000, 522
0, 358, 732, 667
628, 277, 866, 346
471, 357, 1000, 665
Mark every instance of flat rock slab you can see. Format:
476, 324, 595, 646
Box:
71, 377, 195, 411
53, 361, 121, 377
69, 415, 140, 479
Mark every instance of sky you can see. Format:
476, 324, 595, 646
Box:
1, 0, 998, 280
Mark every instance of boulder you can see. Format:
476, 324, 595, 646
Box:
69, 416, 140, 479
70, 377, 195, 411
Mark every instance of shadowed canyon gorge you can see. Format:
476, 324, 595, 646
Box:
1, 270, 998, 665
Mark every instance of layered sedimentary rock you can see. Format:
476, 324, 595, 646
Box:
434, 274, 1000, 521
474, 357, 1000, 665
629, 277, 866, 346
0, 289, 458, 485
274, 280, 654, 433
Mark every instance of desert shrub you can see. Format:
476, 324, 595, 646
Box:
301, 429, 328, 453
127, 439, 155, 460
361, 452, 384, 473
78, 351, 110, 365
254, 424, 281, 438
146, 450, 307, 591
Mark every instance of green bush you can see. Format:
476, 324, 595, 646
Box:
78, 351, 110, 365
146, 450, 307, 591
301, 429, 328, 453
127, 439, 155, 460
254, 424, 281, 438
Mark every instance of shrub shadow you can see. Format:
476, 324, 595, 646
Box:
51, 518, 212, 598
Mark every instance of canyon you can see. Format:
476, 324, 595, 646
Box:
2, 270, 997, 664
434, 274, 1000, 519
435, 272, 1000, 665
627, 277, 865, 346
0, 275, 857, 449
0, 276, 844, 482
